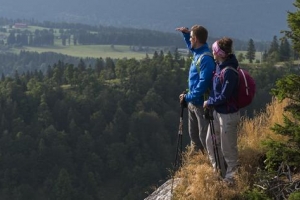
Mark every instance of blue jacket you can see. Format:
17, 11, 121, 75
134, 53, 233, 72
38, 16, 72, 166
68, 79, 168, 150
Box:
182, 32, 215, 106
207, 54, 239, 114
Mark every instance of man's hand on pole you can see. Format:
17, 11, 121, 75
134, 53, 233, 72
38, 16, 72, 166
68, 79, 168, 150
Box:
179, 92, 187, 108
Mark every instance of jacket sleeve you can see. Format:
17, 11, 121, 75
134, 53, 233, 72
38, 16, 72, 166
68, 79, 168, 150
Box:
183, 32, 192, 51
185, 56, 215, 101
207, 69, 238, 106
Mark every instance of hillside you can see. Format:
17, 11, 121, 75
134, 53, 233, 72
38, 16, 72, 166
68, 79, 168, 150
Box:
0, 0, 295, 40
147, 98, 293, 199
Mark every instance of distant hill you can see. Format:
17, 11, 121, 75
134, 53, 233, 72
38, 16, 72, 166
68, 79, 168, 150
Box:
0, 0, 295, 41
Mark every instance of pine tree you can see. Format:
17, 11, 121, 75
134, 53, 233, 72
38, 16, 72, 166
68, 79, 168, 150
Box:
264, 74, 300, 170
245, 39, 256, 63
279, 37, 291, 61
269, 36, 280, 54
268, 36, 280, 61
53, 169, 74, 200
173, 47, 181, 61
262, 50, 268, 63
152, 51, 159, 60
283, 0, 300, 52
237, 52, 245, 62
266, 0, 300, 170
7, 32, 16, 45
28, 34, 33, 46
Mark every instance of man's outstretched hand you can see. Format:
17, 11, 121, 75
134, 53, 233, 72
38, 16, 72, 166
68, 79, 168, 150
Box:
175, 27, 190, 33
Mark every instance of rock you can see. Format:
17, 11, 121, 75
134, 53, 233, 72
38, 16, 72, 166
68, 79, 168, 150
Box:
144, 178, 181, 200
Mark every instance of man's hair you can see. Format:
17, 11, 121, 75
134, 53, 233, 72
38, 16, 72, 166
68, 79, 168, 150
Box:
191, 25, 208, 44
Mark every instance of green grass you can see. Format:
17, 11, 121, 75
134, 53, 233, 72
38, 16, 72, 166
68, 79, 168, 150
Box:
236, 51, 263, 64
15, 44, 151, 59
4, 25, 153, 59
2, 25, 265, 61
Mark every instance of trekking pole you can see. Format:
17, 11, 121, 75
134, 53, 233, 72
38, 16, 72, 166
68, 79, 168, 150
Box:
174, 104, 184, 168
205, 108, 226, 178
171, 103, 185, 194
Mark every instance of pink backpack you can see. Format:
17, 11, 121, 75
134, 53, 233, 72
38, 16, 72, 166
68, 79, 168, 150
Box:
220, 66, 256, 109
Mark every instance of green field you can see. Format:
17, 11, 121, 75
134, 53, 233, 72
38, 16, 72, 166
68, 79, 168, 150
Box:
4, 25, 152, 59
12, 43, 263, 62
3, 26, 266, 61
13, 45, 263, 62
14, 44, 151, 59
235, 51, 264, 64
2, 25, 269, 61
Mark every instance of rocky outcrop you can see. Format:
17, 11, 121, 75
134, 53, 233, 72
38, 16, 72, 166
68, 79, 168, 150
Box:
144, 178, 181, 200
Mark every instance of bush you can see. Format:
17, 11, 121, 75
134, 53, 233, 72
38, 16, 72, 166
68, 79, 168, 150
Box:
289, 191, 300, 200
242, 188, 271, 200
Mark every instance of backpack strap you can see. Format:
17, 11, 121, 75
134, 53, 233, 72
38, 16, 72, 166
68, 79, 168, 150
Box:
220, 66, 240, 110
222, 66, 238, 74
196, 52, 213, 74
220, 66, 239, 80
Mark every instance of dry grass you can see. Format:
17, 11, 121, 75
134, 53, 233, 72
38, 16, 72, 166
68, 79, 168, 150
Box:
238, 98, 289, 174
172, 98, 289, 200
173, 152, 250, 200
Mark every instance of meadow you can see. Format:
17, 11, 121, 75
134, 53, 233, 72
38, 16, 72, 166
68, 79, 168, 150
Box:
15, 44, 151, 59
6, 26, 264, 61
13, 44, 263, 63
5, 25, 152, 59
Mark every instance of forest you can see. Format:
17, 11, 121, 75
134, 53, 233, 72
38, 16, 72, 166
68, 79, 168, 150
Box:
0, 45, 298, 199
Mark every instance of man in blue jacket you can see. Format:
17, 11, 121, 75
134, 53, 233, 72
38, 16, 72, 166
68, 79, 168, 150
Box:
176, 25, 215, 154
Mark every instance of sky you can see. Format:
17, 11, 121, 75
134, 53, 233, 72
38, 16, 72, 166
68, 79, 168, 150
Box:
0, 0, 296, 40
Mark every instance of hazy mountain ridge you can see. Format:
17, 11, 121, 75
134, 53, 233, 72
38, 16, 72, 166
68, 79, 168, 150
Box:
0, 0, 295, 40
